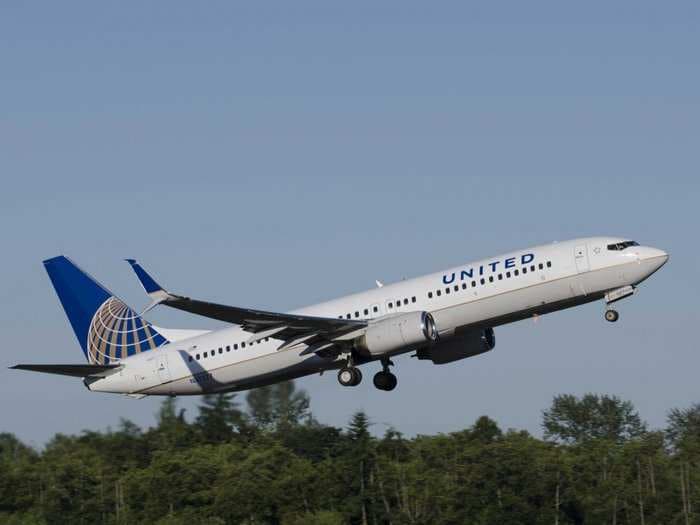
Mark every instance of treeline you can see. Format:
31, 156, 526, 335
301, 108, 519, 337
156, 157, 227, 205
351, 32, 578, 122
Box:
1, 384, 699, 525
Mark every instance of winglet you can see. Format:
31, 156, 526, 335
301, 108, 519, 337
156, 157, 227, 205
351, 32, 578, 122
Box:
125, 259, 164, 294
125, 259, 172, 314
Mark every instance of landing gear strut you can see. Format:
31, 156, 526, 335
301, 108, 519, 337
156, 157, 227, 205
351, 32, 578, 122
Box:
603, 286, 633, 323
373, 358, 398, 392
605, 309, 620, 323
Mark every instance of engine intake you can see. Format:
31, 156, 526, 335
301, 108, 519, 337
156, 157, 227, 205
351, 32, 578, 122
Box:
356, 311, 438, 357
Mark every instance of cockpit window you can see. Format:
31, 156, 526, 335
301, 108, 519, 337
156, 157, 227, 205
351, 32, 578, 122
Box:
607, 241, 640, 251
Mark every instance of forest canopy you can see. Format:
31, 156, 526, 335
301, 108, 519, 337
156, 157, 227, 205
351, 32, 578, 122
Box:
1, 384, 698, 525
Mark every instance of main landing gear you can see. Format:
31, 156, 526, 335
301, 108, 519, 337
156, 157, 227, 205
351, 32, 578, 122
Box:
337, 365, 362, 387
373, 359, 397, 392
337, 357, 398, 391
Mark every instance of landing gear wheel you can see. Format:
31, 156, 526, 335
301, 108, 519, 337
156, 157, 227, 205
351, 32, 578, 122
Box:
605, 309, 619, 323
373, 371, 398, 391
338, 367, 362, 387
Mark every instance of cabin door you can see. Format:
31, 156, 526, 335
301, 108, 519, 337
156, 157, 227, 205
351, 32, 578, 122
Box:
156, 353, 171, 383
574, 245, 590, 273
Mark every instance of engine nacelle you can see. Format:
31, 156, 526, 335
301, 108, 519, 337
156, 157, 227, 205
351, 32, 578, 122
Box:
416, 327, 495, 365
356, 311, 438, 357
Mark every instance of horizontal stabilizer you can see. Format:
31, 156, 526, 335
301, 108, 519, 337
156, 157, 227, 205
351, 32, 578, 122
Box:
10, 364, 121, 378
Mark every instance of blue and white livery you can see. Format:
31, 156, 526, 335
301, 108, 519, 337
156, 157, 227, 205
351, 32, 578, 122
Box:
12, 237, 669, 394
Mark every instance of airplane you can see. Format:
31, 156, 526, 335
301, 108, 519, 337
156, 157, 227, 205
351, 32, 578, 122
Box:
11, 237, 668, 396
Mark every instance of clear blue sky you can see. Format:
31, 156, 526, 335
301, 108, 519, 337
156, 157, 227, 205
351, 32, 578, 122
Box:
1, 1, 698, 446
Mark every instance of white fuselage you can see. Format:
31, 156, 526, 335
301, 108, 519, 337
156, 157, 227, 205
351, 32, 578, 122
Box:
86, 237, 668, 396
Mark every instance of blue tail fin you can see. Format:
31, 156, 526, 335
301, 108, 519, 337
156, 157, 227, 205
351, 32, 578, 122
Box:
43, 256, 169, 364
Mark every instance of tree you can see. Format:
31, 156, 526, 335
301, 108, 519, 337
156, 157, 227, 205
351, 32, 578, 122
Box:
272, 381, 310, 430
666, 403, 700, 450
469, 415, 503, 444
151, 397, 194, 450
543, 394, 647, 445
345, 412, 373, 525
195, 393, 245, 443
246, 385, 275, 429
246, 380, 310, 431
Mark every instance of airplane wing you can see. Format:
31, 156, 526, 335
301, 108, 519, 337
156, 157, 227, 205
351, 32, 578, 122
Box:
11, 364, 121, 378
125, 260, 367, 352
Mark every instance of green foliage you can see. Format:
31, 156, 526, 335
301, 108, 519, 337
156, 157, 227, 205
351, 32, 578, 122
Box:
195, 393, 246, 443
543, 393, 647, 445
1, 389, 699, 524
246, 381, 310, 432
667, 402, 700, 451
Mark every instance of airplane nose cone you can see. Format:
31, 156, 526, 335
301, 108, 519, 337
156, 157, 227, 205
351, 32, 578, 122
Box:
642, 247, 669, 272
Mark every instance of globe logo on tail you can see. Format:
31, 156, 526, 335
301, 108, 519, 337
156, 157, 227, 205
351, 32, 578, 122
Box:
87, 297, 167, 364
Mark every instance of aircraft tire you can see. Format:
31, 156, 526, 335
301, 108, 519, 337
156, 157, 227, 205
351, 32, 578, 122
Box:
605, 309, 619, 323
373, 371, 397, 391
338, 367, 362, 387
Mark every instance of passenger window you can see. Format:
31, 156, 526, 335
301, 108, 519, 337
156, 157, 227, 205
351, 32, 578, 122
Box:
196, 354, 200, 360
472, 281, 477, 287
404, 298, 409, 305
437, 290, 442, 296
428, 292, 433, 298
531, 265, 536, 272
347, 314, 352, 319
364, 308, 369, 315
411, 296, 416, 303
547, 261, 552, 268
515, 269, 519, 276
234, 344, 238, 350
480, 278, 485, 285
188, 355, 193, 362
453, 285, 459, 292
498, 274, 503, 280
489, 276, 494, 283
373, 305, 379, 312
355, 311, 359, 318
241, 342, 246, 348
506, 272, 511, 278
445, 287, 450, 294
226, 345, 231, 352
219, 348, 223, 354
388, 302, 393, 308
539, 263, 544, 270
523, 267, 527, 274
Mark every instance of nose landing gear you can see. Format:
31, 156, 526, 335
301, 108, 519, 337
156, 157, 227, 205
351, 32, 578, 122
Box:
373, 358, 397, 391
603, 286, 634, 323
605, 309, 620, 323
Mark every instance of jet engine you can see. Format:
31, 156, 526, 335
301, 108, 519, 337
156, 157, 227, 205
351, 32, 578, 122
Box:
416, 327, 495, 364
356, 312, 438, 357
